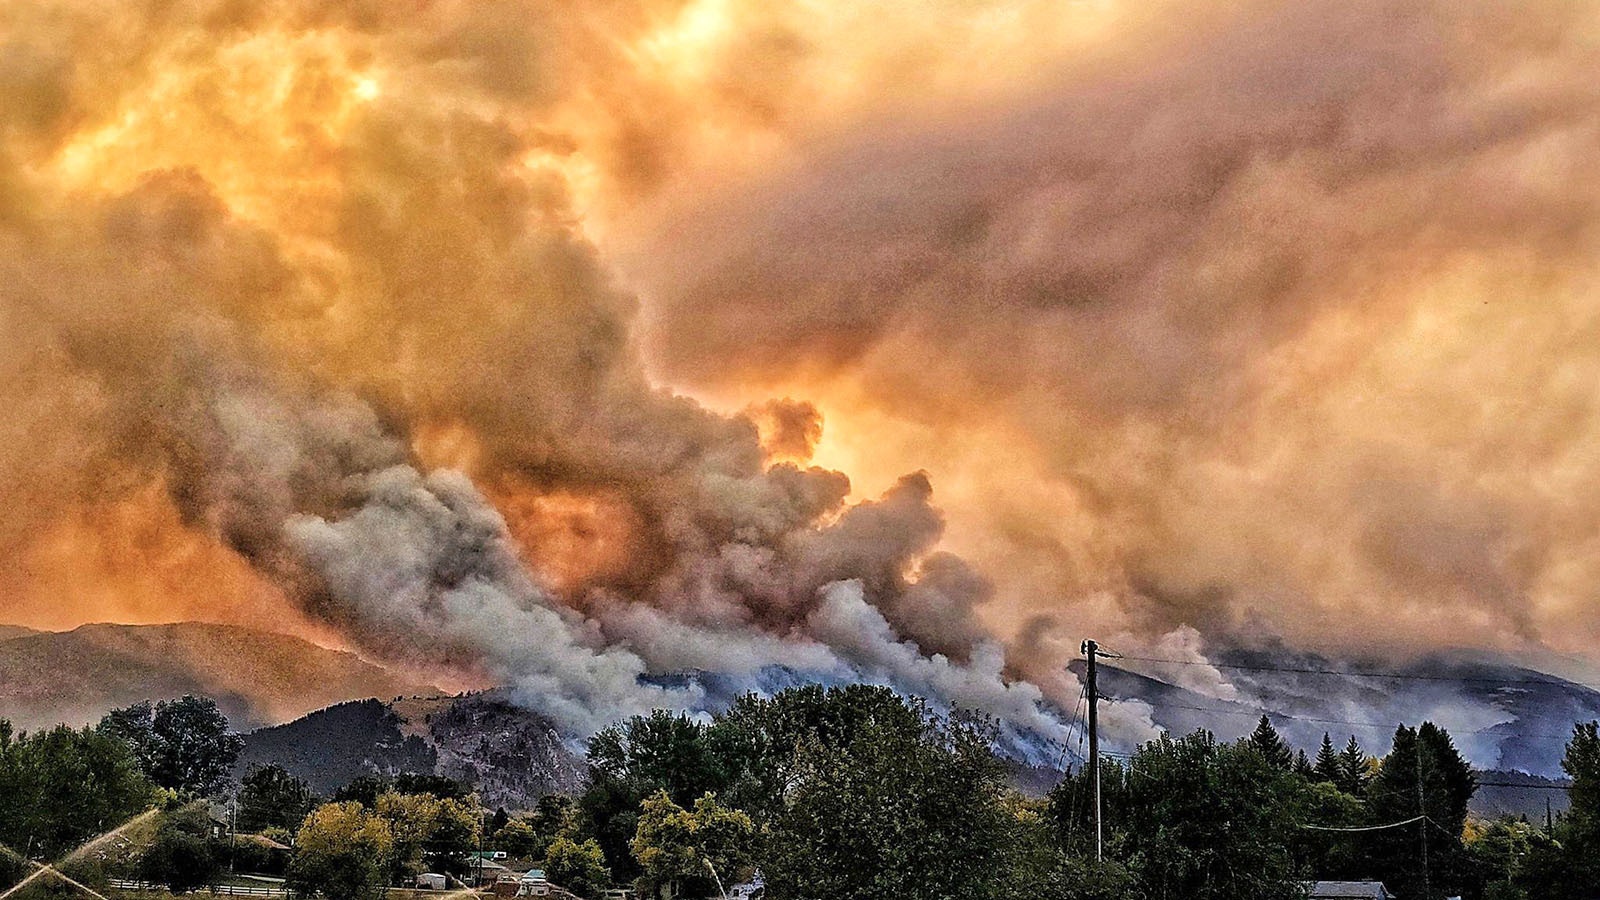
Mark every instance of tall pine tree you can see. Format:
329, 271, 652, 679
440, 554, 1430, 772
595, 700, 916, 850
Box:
1246, 716, 1294, 771
1295, 749, 1315, 779
1365, 723, 1476, 900
1313, 733, 1341, 785
1338, 735, 1369, 795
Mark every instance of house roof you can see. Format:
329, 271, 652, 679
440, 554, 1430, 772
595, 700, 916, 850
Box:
237, 833, 291, 851
472, 859, 510, 871
1306, 881, 1395, 899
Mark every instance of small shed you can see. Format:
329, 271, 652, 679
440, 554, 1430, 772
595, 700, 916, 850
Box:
1306, 881, 1397, 900
416, 874, 449, 891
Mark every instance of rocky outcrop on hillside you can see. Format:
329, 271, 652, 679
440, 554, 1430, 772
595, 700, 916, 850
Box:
426, 694, 587, 808
238, 692, 584, 809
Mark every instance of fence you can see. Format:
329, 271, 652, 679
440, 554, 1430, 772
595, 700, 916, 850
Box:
108, 879, 291, 898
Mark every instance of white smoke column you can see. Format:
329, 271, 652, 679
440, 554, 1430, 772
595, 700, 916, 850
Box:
1115, 625, 1243, 703
810, 579, 1092, 763
286, 466, 690, 734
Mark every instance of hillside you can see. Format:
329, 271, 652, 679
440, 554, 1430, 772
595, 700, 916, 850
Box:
237, 692, 585, 810
0, 622, 434, 732
0, 625, 38, 642
1070, 654, 1600, 780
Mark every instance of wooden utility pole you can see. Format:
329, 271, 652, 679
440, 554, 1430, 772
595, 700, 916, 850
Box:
1082, 639, 1102, 862
1418, 747, 1430, 900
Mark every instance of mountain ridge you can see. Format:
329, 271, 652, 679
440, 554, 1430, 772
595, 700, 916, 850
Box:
0, 621, 435, 732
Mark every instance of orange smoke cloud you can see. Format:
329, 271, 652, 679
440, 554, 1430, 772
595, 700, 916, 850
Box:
621, 0, 1600, 664
4, 0, 1599, 740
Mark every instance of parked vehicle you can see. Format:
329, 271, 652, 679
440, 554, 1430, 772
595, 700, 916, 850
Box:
515, 869, 550, 897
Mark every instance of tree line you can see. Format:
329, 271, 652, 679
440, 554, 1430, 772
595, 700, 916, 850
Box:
7, 688, 1600, 900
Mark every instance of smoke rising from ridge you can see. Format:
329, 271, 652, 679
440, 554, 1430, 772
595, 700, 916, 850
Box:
0, 0, 1157, 745
626, 0, 1600, 664
3, 0, 1599, 752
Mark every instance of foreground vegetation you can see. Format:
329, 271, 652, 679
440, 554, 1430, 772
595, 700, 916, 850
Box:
4, 689, 1600, 900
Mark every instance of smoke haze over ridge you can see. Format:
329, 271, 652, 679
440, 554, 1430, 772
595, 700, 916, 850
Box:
2, 0, 1599, 751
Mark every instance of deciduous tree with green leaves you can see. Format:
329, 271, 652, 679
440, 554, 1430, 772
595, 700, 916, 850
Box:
237, 765, 317, 833
630, 791, 751, 899
137, 805, 219, 893
762, 697, 1009, 900
99, 696, 244, 798
0, 720, 154, 859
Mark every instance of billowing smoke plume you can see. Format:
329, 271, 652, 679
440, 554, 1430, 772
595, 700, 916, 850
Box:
625, 0, 1600, 665
6, 0, 1599, 757
0, 0, 1166, 748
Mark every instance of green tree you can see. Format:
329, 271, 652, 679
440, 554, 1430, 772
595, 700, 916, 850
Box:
689, 793, 754, 887
1338, 735, 1370, 795
494, 818, 542, 859
629, 791, 751, 899
583, 710, 728, 883
631, 791, 698, 898
138, 806, 219, 893
1112, 731, 1305, 900
1516, 722, 1600, 898
1032, 856, 1138, 900
1247, 715, 1295, 771
1290, 779, 1366, 881
288, 802, 393, 900
1295, 749, 1316, 779
762, 697, 1009, 900
99, 696, 245, 797
393, 773, 471, 801
237, 765, 317, 833
995, 794, 1134, 900
1313, 733, 1341, 784
543, 835, 610, 899
333, 775, 390, 808
1464, 817, 1542, 900
1563, 721, 1600, 834
374, 790, 481, 881
0, 720, 155, 858
1366, 723, 1477, 900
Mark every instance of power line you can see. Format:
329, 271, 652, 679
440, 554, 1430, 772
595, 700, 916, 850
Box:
1300, 815, 1426, 832
1477, 780, 1570, 790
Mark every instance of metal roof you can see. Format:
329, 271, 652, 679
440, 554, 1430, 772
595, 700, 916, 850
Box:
1306, 881, 1395, 899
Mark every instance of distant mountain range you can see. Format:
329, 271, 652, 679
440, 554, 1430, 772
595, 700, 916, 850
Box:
0, 622, 433, 732
4, 621, 1596, 817
1074, 654, 1600, 778
236, 693, 585, 810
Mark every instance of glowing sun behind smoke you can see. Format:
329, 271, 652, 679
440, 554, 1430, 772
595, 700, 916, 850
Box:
6, 0, 1600, 741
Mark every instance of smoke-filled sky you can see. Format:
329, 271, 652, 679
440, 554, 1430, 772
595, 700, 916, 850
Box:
3, 0, 1600, 743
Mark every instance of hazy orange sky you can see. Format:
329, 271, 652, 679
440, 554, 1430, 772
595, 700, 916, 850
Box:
4, 0, 1600, 720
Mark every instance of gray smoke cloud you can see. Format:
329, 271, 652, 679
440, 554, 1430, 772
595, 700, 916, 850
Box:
8, 0, 1597, 762
626, 0, 1600, 668
0, 0, 1103, 747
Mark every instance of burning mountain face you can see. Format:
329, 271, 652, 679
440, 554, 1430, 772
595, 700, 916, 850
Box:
3, 0, 1599, 752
